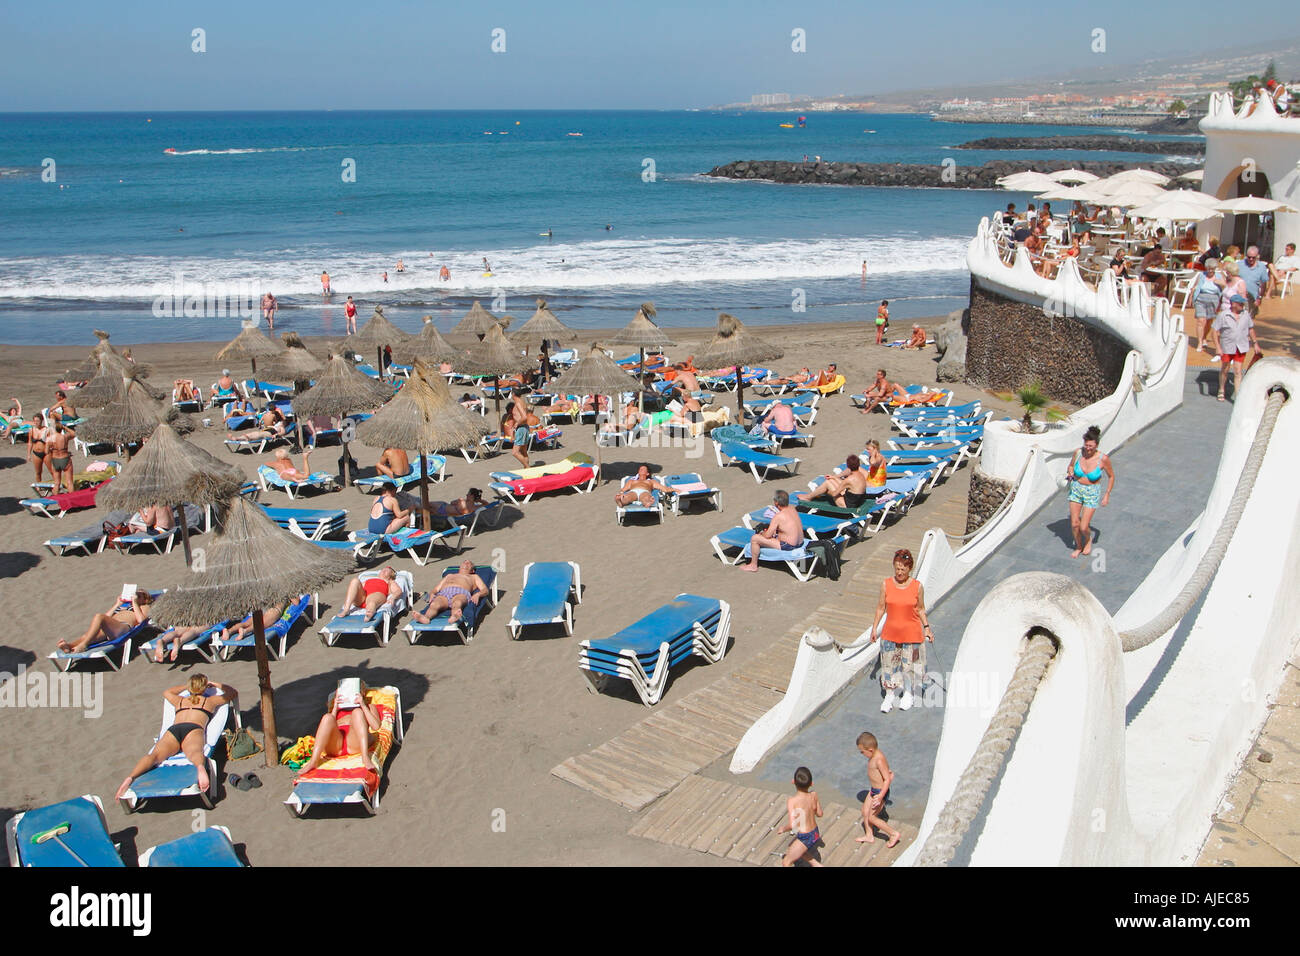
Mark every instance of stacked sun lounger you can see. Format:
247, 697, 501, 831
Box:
284, 685, 403, 817
6, 795, 123, 867
261, 505, 348, 541
578, 593, 730, 706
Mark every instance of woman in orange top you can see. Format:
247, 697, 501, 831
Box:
864, 439, 888, 489
871, 548, 933, 713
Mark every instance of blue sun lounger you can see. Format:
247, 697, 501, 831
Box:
44, 508, 132, 556
661, 472, 722, 515
224, 433, 290, 454
403, 565, 500, 644
261, 505, 348, 541
708, 527, 841, 582
213, 593, 316, 660
118, 691, 232, 813
578, 594, 730, 706
242, 379, 294, 401
257, 465, 338, 499
140, 619, 230, 664
5, 795, 123, 867
352, 454, 447, 492
713, 440, 800, 483
139, 825, 243, 867
507, 561, 581, 639
615, 476, 665, 524
890, 399, 982, 423
319, 570, 414, 646
365, 523, 467, 565
742, 507, 869, 540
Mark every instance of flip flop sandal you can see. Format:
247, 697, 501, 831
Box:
228, 773, 251, 791
1217, 391, 1226, 402
244, 772, 262, 789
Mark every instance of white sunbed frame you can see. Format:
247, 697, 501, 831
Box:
507, 561, 582, 639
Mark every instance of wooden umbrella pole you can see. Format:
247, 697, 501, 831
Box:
251, 609, 279, 767
493, 375, 502, 419
341, 438, 353, 487
174, 502, 193, 568
735, 366, 745, 420
419, 463, 432, 532
638, 347, 646, 414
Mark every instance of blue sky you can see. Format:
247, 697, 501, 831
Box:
0, 0, 1280, 110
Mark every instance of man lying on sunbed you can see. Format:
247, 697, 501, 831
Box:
234, 406, 286, 441
614, 465, 672, 508
412, 559, 490, 626
57, 588, 153, 654
770, 367, 813, 387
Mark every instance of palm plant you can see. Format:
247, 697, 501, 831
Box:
1016, 381, 1048, 433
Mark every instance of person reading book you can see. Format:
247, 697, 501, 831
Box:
296, 678, 382, 778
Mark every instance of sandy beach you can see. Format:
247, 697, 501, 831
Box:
0, 313, 1025, 866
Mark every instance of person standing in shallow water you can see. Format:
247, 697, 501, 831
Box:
1065, 425, 1114, 558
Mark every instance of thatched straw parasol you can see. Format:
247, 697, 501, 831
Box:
152, 495, 356, 766
606, 302, 676, 412
65, 329, 117, 383
510, 298, 576, 388
292, 353, 395, 485
692, 312, 784, 417
395, 315, 463, 366
260, 332, 327, 450
350, 306, 414, 377
547, 344, 645, 482
451, 300, 511, 339
357, 360, 491, 529
97, 422, 244, 566
457, 322, 534, 417
78, 372, 178, 452
216, 323, 283, 378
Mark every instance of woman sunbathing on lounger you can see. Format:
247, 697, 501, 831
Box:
220, 602, 286, 643
236, 406, 287, 442
57, 590, 154, 654
425, 487, 484, 520
222, 397, 255, 427
116, 674, 238, 799
667, 389, 704, 425
153, 624, 213, 663
368, 483, 413, 534
339, 566, 401, 621
173, 379, 199, 403
267, 447, 313, 481
296, 680, 382, 779
413, 559, 490, 626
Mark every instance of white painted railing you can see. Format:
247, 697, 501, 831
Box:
899, 359, 1300, 865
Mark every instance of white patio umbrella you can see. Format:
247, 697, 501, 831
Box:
1213, 196, 1299, 215
1047, 169, 1100, 184
1157, 189, 1221, 206
1178, 170, 1205, 182
997, 171, 1060, 192
1097, 182, 1168, 208
1035, 182, 1112, 203
1104, 168, 1171, 186
1126, 198, 1223, 223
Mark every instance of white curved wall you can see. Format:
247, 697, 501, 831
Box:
898, 357, 1300, 866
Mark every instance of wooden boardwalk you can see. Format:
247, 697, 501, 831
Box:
628, 774, 916, 866
551, 458, 972, 825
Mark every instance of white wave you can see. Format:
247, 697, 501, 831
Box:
0, 235, 971, 301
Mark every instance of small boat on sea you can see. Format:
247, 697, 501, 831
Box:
779, 123, 794, 128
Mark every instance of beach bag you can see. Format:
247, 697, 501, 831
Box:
224, 726, 263, 761
806, 539, 842, 581
337, 450, 359, 485
102, 521, 132, 550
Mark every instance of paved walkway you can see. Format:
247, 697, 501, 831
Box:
752, 374, 1235, 828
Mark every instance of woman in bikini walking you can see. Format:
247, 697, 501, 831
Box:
116, 674, 238, 800
1065, 425, 1115, 558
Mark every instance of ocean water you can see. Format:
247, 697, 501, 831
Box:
0, 110, 1184, 344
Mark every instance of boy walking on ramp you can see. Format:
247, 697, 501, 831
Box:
778, 766, 825, 866
856, 732, 902, 847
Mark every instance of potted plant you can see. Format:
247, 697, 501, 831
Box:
1015, 381, 1048, 433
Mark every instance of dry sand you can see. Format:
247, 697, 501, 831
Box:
0, 315, 1016, 866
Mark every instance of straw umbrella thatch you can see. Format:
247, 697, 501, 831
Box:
64, 329, 117, 383
216, 323, 283, 379
457, 322, 534, 418
72, 349, 165, 408
292, 353, 395, 486
357, 360, 491, 530
97, 422, 244, 566
151, 495, 356, 767
606, 303, 676, 412
510, 298, 576, 389
78, 372, 179, 452
692, 312, 784, 417
451, 300, 512, 338
260, 332, 327, 450
396, 315, 462, 366
350, 306, 414, 377
547, 344, 645, 482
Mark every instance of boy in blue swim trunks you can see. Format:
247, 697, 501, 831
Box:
778, 766, 824, 866
742, 490, 804, 572
856, 732, 901, 846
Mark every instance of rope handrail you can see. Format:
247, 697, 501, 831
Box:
916, 630, 1058, 866
1119, 388, 1287, 651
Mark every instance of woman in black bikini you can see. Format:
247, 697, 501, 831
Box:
115, 675, 238, 800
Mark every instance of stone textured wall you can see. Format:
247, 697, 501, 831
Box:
965, 278, 1130, 407
966, 466, 1015, 536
